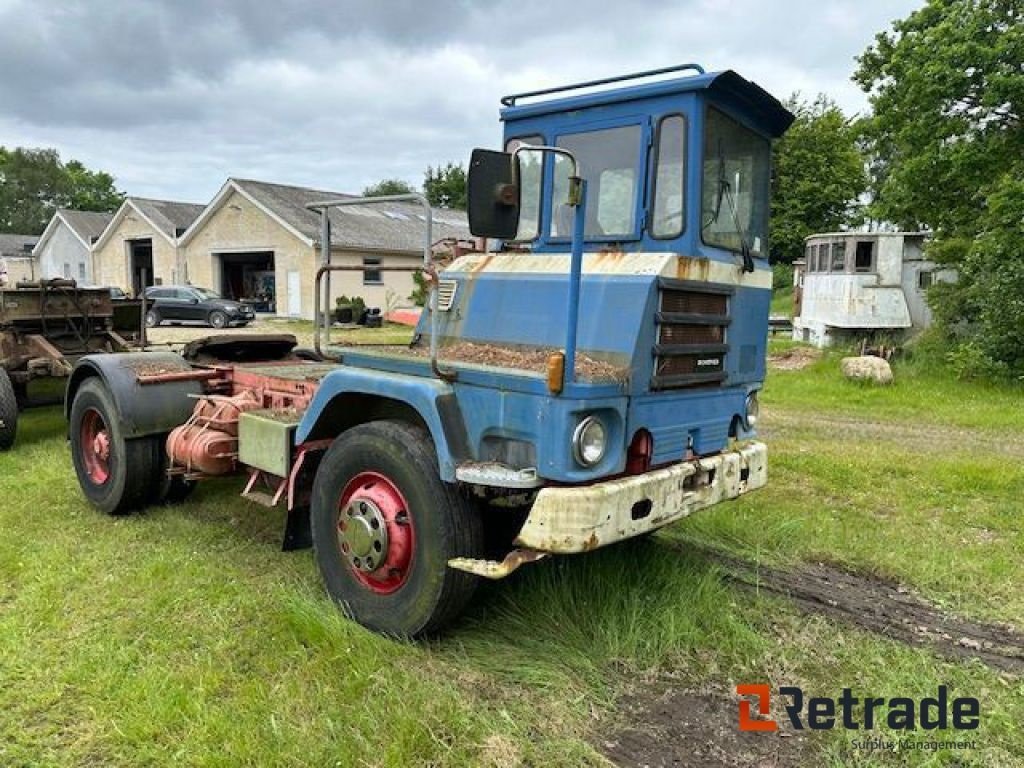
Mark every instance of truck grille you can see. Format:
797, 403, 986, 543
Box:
652, 278, 732, 390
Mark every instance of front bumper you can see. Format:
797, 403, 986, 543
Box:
516, 441, 767, 554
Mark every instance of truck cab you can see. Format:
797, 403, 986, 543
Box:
65, 64, 793, 636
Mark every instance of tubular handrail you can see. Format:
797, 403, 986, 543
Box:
306, 194, 455, 381
500, 63, 706, 107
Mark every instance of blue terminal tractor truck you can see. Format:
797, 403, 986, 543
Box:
64, 64, 794, 636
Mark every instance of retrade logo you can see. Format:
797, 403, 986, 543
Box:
737, 684, 777, 732
736, 685, 980, 732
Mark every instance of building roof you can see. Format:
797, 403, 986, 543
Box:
33, 209, 116, 256
179, 178, 470, 253
59, 209, 115, 244
0, 233, 39, 258
91, 197, 206, 250
129, 198, 206, 239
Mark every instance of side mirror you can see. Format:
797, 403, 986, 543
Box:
467, 149, 520, 240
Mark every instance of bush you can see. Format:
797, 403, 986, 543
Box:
335, 294, 366, 323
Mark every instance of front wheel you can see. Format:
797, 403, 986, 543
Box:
70, 378, 161, 515
0, 369, 17, 451
311, 420, 483, 636
208, 310, 227, 329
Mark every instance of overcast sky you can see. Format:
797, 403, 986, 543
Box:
0, 0, 922, 204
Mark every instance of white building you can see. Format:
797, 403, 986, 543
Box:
33, 209, 114, 283
792, 231, 955, 347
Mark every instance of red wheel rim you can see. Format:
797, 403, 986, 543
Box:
80, 407, 111, 485
337, 471, 414, 595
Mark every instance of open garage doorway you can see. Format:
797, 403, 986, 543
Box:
129, 239, 153, 296
216, 251, 276, 313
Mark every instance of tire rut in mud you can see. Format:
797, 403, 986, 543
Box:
688, 544, 1024, 673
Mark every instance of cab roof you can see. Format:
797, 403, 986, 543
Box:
500, 68, 794, 138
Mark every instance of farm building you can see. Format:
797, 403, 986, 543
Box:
33, 209, 113, 283
0, 233, 40, 286
792, 231, 955, 347
178, 178, 471, 319
91, 197, 205, 295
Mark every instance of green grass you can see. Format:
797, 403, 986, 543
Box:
1, 353, 1022, 766
770, 285, 793, 316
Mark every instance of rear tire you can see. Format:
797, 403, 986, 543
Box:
311, 420, 483, 636
0, 369, 17, 451
69, 378, 160, 515
145, 309, 160, 327
209, 310, 227, 329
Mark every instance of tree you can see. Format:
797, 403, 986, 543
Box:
769, 95, 867, 264
854, 0, 1022, 235
362, 178, 415, 197
423, 163, 466, 210
855, 0, 1024, 376
0, 147, 124, 235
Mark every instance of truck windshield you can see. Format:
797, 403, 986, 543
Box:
701, 107, 770, 256
551, 124, 641, 239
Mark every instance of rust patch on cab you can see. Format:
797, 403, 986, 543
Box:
676, 255, 711, 282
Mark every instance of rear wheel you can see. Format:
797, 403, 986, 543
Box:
208, 310, 227, 329
311, 420, 483, 636
0, 369, 17, 451
145, 309, 160, 327
70, 378, 161, 515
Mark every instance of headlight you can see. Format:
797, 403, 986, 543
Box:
572, 415, 607, 467
744, 391, 760, 429
224, 305, 239, 314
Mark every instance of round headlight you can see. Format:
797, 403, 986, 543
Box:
744, 391, 760, 429
572, 415, 607, 467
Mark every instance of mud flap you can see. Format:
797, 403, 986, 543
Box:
282, 506, 312, 551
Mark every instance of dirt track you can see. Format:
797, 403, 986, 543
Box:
600, 546, 1024, 767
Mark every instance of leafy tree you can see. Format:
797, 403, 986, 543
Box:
769, 95, 867, 264
854, 0, 1022, 235
0, 147, 124, 235
855, 0, 1024, 376
423, 163, 466, 210
63, 160, 124, 213
362, 178, 415, 197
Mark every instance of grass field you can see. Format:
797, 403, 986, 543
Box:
1, 344, 1021, 766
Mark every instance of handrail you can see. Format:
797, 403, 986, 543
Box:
500, 63, 706, 107
305, 193, 456, 381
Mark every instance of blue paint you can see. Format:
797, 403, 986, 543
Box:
300, 65, 792, 486
563, 179, 587, 383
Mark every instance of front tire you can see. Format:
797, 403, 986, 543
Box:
0, 369, 17, 451
311, 420, 483, 636
69, 378, 161, 515
208, 310, 227, 329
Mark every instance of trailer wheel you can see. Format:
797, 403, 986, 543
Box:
0, 369, 17, 451
311, 420, 483, 636
70, 378, 161, 515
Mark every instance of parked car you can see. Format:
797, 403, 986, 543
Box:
143, 286, 255, 329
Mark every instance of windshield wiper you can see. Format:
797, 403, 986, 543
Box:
720, 179, 755, 273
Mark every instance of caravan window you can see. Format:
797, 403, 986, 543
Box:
855, 241, 875, 272
831, 241, 847, 272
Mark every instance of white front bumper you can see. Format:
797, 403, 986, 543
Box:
515, 442, 767, 554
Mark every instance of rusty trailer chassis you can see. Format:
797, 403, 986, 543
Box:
0, 281, 135, 450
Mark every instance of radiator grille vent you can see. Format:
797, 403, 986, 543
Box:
652, 279, 731, 390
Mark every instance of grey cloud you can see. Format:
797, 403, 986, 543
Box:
0, 0, 923, 202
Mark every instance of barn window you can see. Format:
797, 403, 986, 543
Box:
363, 257, 383, 285
78, 263, 87, 281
